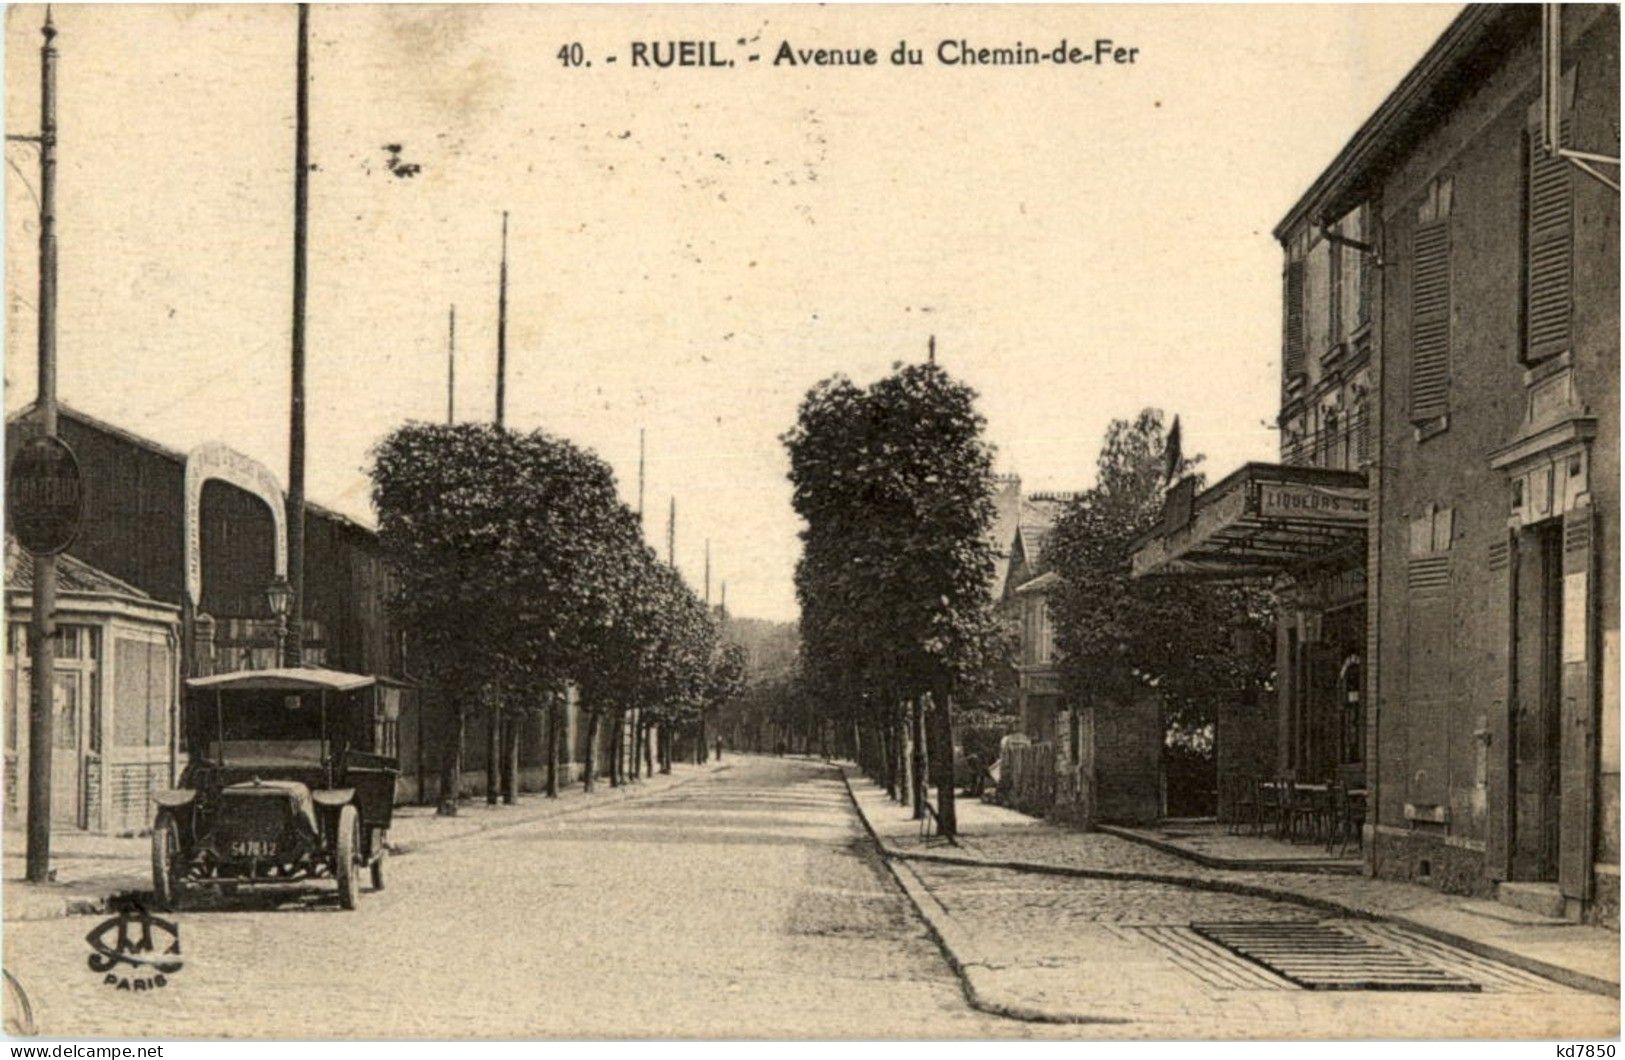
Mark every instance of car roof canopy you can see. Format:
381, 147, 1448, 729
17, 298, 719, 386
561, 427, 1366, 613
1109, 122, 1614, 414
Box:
185, 668, 376, 694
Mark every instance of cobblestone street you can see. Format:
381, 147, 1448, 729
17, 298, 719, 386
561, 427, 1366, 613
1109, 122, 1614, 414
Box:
3, 757, 1617, 1039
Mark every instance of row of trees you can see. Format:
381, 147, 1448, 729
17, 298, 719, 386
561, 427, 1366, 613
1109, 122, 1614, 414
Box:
369, 422, 745, 814
784, 362, 1004, 836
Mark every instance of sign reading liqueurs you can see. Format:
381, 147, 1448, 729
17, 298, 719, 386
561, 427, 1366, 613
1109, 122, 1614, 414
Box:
1253, 482, 1369, 523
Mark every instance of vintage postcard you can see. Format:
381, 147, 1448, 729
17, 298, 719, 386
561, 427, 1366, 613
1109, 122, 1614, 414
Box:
1, 1, 1619, 1044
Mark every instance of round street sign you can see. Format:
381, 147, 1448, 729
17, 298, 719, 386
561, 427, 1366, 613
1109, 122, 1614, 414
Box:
7, 435, 83, 556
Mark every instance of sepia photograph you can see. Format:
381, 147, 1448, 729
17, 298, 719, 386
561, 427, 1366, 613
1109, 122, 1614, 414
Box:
0, 0, 1619, 1044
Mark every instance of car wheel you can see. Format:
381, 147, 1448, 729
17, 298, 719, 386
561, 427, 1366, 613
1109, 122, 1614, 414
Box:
151, 812, 181, 911
369, 828, 387, 892
334, 805, 361, 910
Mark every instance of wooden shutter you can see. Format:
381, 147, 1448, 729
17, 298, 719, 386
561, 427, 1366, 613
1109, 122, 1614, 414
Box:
1283, 260, 1306, 381
1410, 221, 1450, 422
1485, 533, 1515, 880
1526, 119, 1574, 363
1558, 504, 1596, 900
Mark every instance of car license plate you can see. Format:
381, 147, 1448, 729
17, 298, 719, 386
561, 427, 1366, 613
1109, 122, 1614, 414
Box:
230, 840, 274, 858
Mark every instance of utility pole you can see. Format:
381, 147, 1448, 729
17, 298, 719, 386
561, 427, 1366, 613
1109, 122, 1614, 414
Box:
667, 496, 676, 567
928, 334, 936, 364
637, 428, 645, 521
284, 2, 310, 668
496, 211, 508, 429
704, 539, 711, 605
446, 305, 456, 425
23, 7, 59, 883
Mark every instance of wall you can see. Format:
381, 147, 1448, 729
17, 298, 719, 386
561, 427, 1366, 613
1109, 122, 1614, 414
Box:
1371, 9, 1619, 909
1090, 691, 1162, 824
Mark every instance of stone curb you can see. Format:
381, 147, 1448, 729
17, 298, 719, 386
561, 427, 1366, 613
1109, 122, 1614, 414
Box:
3, 763, 731, 924
835, 765, 1126, 1024
837, 765, 1618, 1001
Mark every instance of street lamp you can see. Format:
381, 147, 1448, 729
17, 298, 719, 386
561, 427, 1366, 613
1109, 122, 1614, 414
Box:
265, 575, 294, 668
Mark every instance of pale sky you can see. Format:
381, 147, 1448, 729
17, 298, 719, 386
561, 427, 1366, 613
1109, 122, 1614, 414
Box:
4, 3, 1461, 622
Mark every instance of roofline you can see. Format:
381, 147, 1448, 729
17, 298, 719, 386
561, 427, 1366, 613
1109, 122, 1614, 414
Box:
1273, 4, 1526, 241
9, 401, 378, 535
6, 586, 183, 617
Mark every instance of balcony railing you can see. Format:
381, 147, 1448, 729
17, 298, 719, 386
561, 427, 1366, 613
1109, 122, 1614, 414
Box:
1281, 408, 1371, 472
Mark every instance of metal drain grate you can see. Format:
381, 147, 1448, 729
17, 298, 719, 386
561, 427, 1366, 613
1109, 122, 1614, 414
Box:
1191, 921, 1482, 992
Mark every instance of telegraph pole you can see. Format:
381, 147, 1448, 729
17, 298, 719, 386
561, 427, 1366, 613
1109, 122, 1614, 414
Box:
667, 497, 676, 566
447, 305, 456, 424
23, 7, 59, 883
704, 539, 711, 605
496, 212, 508, 428
284, 3, 310, 668
637, 428, 645, 521
490, 213, 509, 804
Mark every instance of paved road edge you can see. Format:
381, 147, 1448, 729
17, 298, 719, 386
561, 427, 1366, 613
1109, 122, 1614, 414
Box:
836, 763, 1130, 1025
836, 765, 1617, 1001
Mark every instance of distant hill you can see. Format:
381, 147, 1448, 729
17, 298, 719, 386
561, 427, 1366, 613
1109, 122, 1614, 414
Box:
720, 615, 799, 684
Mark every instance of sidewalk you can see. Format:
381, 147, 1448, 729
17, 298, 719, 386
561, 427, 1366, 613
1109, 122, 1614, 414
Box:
840, 765, 1619, 1005
1095, 819, 1362, 874
3, 761, 728, 922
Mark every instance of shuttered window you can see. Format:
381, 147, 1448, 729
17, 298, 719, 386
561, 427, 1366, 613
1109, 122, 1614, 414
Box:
1525, 119, 1573, 364
1410, 220, 1450, 423
1283, 259, 1306, 382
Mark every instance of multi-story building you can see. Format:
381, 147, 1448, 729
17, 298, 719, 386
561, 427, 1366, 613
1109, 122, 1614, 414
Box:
1138, 5, 1619, 925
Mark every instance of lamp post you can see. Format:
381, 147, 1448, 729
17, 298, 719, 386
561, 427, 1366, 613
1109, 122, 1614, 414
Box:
266, 575, 294, 668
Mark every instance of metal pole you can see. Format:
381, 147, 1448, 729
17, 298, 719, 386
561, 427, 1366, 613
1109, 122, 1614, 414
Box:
496, 211, 508, 429
25, 7, 60, 883
284, 3, 309, 668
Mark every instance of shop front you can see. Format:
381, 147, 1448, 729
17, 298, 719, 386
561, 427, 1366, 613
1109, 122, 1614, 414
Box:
5, 541, 182, 833
1132, 463, 1370, 795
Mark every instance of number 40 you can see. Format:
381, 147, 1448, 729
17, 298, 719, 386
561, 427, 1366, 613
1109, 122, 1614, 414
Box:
558, 43, 585, 67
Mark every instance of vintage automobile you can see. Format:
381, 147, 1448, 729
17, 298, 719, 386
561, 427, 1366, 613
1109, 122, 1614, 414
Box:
151, 668, 400, 911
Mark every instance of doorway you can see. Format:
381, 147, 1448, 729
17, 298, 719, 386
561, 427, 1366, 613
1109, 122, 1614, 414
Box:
1511, 521, 1563, 881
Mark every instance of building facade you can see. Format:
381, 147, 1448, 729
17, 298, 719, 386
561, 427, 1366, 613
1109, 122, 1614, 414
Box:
1138, 4, 1617, 924
1275, 4, 1619, 923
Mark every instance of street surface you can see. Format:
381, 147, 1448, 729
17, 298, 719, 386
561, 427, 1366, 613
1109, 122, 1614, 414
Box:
4, 757, 1616, 1038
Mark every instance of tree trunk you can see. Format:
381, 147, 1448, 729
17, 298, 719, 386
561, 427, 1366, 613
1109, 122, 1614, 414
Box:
609, 712, 623, 787
437, 697, 463, 816
546, 694, 561, 798
697, 713, 707, 765
911, 694, 928, 819
583, 710, 600, 792
486, 696, 500, 805
644, 720, 655, 776
503, 713, 520, 804
930, 684, 957, 838
660, 724, 673, 774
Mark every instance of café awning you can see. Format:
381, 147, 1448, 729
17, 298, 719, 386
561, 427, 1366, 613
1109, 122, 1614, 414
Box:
1131, 463, 1368, 580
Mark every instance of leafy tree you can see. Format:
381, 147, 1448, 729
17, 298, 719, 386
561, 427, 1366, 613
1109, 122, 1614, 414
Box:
1045, 410, 1274, 765
784, 362, 1002, 835
370, 422, 644, 811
